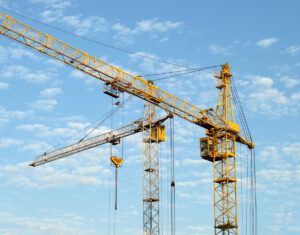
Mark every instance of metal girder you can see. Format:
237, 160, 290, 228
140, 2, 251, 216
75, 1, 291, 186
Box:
29, 115, 170, 167
0, 12, 219, 131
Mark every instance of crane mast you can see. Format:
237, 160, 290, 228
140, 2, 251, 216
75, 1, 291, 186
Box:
0, 11, 255, 235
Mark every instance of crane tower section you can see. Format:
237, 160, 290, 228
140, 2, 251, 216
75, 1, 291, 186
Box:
142, 81, 166, 235
201, 64, 238, 234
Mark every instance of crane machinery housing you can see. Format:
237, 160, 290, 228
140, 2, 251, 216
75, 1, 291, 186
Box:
0, 10, 255, 235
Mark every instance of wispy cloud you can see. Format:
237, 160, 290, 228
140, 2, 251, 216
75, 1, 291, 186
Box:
0, 82, 9, 90
40, 87, 62, 98
0, 138, 23, 148
0, 105, 33, 126
31, 99, 58, 112
208, 43, 233, 56
256, 37, 278, 48
243, 74, 300, 116
113, 18, 182, 43
3, 65, 51, 84
280, 76, 299, 88
284, 45, 300, 55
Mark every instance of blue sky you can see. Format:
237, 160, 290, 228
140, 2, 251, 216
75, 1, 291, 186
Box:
0, 0, 299, 234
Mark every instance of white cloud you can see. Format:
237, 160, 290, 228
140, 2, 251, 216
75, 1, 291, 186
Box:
0, 45, 8, 63
8, 47, 37, 59
21, 141, 52, 154
17, 121, 99, 140
208, 43, 232, 56
70, 70, 87, 79
40, 88, 62, 98
244, 74, 300, 116
61, 15, 107, 35
177, 180, 200, 187
256, 37, 278, 48
0, 138, 23, 148
280, 76, 299, 88
0, 82, 9, 90
253, 76, 274, 88
3, 65, 51, 84
113, 18, 182, 35
32, 99, 57, 111
113, 18, 182, 43
188, 225, 213, 233
29, 0, 71, 9
284, 45, 300, 55
0, 147, 111, 189
0, 45, 39, 62
181, 158, 204, 166
135, 18, 182, 33
0, 106, 33, 126
0, 207, 97, 234
291, 92, 300, 101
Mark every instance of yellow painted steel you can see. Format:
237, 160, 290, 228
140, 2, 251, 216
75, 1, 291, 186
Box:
0, 12, 216, 130
29, 115, 170, 167
151, 125, 166, 143
111, 156, 124, 166
0, 11, 256, 235
213, 64, 238, 234
0, 11, 253, 148
143, 102, 160, 235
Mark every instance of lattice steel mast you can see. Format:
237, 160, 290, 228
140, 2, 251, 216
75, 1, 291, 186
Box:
201, 64, 241, 234
142, 80, 166, 234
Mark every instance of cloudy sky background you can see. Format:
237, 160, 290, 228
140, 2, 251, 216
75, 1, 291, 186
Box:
0, 0, 299, 234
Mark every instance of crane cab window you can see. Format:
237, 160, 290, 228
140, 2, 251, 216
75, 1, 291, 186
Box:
103, 83, 120, 98
200, 137, 213, 158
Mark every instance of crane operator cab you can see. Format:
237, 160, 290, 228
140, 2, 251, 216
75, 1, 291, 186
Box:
200, 137, 214, 162
150, 125, 166, 143
103, 83, 120, 98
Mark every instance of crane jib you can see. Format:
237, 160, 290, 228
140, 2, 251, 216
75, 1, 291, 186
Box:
0, 12, 217, 129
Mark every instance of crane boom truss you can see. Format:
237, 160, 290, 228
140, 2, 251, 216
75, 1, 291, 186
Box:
29, 115, 169, 167
0, 12, 253, 148
0, 12, 217, 129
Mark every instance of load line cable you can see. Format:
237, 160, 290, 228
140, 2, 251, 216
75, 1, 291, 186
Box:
232, 77, 252, 141
45, 94, 132, 154
230, 79, 248, 139
0, 6, 220, 70
231, 77, 257, 234
169, 118, 175, 235
151, 66, 219, 82
80, 95, 132, 141
139, 65, 221, 78
230, 78, 252, 142
230, 77, 257, 234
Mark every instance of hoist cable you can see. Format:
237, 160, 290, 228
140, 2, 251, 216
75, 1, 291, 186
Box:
230, 77, 252, 142
80, 95, 133, 141
170, 118, 175, 235
152, 66, 218, 82
230, 77, 256, 234
139, 65, 221, 77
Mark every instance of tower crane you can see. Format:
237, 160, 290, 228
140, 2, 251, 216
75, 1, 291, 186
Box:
29, 114, 169, 214
0, 11, 255, 235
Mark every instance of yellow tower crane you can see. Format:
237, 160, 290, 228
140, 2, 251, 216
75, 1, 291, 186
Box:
0, 11, 254, 235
